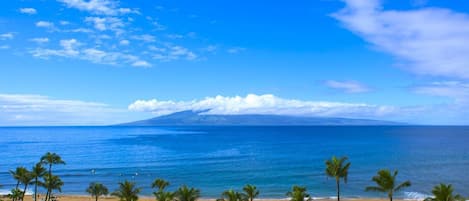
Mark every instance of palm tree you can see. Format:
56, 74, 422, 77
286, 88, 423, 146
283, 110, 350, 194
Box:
111, 180, 141, 201
424, 184, 464, 201
10, 167, 28, 190
174, 185, 201, 201
42, 173, 64, 201
154, 191, 175, 201
9, 167, 29, 201
220, 189, 246, 201
32, 163, 47, 201
8, 188, 23, 201
325, 156, 351, 201
40, 152, 65, 201
152, 178, 170, 192
365, 169, 411, 201
243, 184, 259, 201
19, 169, 34, 201
87, 182, 109, 201
286, 186, 310, 201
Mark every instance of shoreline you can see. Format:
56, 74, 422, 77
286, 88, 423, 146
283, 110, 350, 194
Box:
12, 194, 417, 201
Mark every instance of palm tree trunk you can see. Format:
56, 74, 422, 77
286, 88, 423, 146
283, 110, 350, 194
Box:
22, 184, 29, 201
95, 195, 98, 201
389, 195, 392, 201
336, 178, 340, 201
34, 177, 38, 201
48, 163, 52, 201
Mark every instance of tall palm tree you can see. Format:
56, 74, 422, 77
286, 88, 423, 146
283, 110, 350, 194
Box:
424, 184, 464, 201
365, 169, 411, 201
154, 191, 176, 201
243, 184, 259, 201
152, 178, 170, 192
19, 169, 34, 201
175, 185, 201, 201
111, 180, 141, 201
42, 173, 64, 201
40, 152, 65, 201
87, 182, 109, 201
9, 167, 29, 201
9, 167, 28, 190
286, 186, 310, 201
325, 156, 351, 201
32, 163, 47, 201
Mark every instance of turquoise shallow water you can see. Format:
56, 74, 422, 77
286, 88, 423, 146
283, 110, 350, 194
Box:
0, 126, 468, 198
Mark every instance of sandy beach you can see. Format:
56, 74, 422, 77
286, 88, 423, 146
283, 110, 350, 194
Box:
16, 195, 403, 201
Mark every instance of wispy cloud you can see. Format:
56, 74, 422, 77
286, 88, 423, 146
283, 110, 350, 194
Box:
128, 94, 398, 118
333, 0, 469, 79
57, 0, 138, 16
35, 21, 56, 31
30, 37, 50, 44
85, 16, 124, 34
0, 33, 14, 40
324, 80, 370, 93
131, 34, 156, 42
19, 8, 37, 15
30, 39, 151, 67
227, 47, 246, 54
0, 93, 127, 126
414, 81, 469, 104
152, 45, 197, 61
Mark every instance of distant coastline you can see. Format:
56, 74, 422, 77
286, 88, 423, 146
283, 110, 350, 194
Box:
118, 110, 404, 126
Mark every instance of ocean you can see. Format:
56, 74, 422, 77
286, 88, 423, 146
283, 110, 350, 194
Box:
0, 126, 468, 198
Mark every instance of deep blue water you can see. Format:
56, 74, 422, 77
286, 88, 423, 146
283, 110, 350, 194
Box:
0, 126, 468, 198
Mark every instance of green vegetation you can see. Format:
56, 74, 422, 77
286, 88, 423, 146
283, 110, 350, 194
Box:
286, 185, 310, 201
41, 152, 66, 201
365, 169, 411, 201
243, 184, 259, 201
87, 182, 109, 201
5, 152, 468, 201
152, 178, 170, 192
424, 184, 465, 201
112, 180, 141, 201
32, 162, 47, 201
175, 185, 201, 201
325, 156, 351, 201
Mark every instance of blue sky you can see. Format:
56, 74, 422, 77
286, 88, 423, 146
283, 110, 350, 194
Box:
1, 0, 469, 125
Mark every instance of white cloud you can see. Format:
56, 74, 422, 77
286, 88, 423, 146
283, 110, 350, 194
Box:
119, 39, 129, 45
85, 17, 124, 33
414, 81, 469, 103
0, 45, 10, 49
132, 60, 151, 67
0, 94, 126, 126
30, 39, 150, 67
19, 8, 37, 14
30, 37, 49, 43
227, 47, 246, 54
57, 0, 138, 15
31, 39, 80, 58
131, 34, 156, 42
128, 94, 399, 119
0, 33, 14, 40
167, 34, 183, 39
333, 0, 469, 79
36, 21, 56, 30
152, 45, 197, 61
324, 80, 370, 93
60, 20, 70, 25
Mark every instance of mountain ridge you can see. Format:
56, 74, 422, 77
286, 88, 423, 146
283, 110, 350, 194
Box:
118, 110, 403, 126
